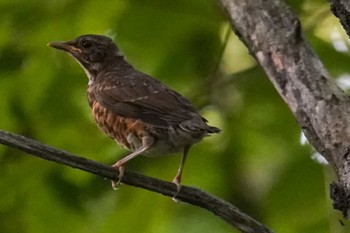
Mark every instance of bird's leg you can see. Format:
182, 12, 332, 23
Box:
111, 137, 153, 189
172, 145, 191, 200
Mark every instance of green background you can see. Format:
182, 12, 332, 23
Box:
0, 0, 349, 232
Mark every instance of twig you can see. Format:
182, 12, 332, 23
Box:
0, 129, 273, 233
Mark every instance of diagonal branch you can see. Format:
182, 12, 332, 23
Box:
329, 0, 350, 38
219, 0, 350, 218
0, 129, 273, 233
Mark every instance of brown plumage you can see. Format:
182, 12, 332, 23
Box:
48, 34, 220, 196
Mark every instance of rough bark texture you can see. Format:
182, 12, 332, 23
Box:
0, 129, 273, 233
329, 0, 350, 217
330, 0, 350, 38
219, 0, 350, 218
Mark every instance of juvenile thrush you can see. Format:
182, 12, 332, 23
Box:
48, 34, 220, 195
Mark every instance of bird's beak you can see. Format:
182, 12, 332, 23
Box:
47, 41, 82, 54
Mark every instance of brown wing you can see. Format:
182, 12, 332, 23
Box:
92, 70, 204, 128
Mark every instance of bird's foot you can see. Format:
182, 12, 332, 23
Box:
171, 175, 182, 202
111, 163, 124, 190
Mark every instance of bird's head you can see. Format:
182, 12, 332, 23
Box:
48, 34, 123, 81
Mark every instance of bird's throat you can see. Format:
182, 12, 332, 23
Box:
72, 57, 101, 85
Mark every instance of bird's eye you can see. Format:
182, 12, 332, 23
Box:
81, 40, 93, 49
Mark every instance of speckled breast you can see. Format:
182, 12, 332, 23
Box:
87, 89, 149, 151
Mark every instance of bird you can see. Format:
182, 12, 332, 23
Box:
48, 34, 220, 197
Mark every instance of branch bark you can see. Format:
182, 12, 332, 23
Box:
0, 129, 273, 233
329, 0, 350, 37
219, 0, 350, 218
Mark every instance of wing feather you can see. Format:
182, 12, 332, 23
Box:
92, 70, 201, 128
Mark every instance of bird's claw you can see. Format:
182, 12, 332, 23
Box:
111, 179, 121, 190
111, 163, 124, 190
171, 176, 182, 202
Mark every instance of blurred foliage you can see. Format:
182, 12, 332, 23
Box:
1, 0, 350, 232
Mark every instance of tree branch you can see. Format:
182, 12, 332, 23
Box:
219, 0, 350, 218
0, 129, 273, 233
329, 0, 350, 37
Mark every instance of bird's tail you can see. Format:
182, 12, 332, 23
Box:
207, 125, 221, 134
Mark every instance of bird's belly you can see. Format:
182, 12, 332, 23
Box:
90, 101, 205, 156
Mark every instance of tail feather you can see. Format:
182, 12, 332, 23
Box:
207, 125, 221, 134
